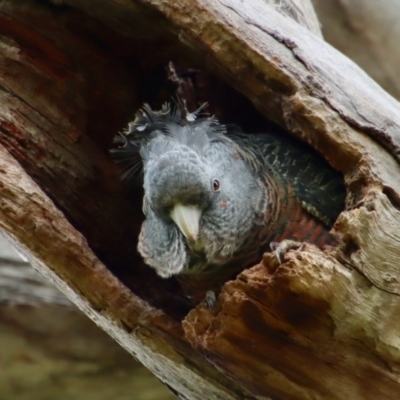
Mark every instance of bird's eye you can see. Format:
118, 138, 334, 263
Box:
212, 179, 220, 192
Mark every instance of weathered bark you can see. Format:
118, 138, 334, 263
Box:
0, 0, 400, 399
261, 0, 322, 37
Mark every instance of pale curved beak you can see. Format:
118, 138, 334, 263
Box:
170, 204, 201, 242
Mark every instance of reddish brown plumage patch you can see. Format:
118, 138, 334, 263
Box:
273, 202, 335, 248
219, 201, 228, 208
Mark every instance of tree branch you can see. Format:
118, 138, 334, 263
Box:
1, 0, 400, 398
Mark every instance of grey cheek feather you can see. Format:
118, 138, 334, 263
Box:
201, 206, 256, 264
196, 155, 261, 264
137, 210, 187, 277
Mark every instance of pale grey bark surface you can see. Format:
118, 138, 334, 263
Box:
264, 0, 322, 37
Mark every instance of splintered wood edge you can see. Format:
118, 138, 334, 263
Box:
0, 143, 249, 400
334, 190, 400, 295
184, 239, 400, 399
182, 190, 400, 399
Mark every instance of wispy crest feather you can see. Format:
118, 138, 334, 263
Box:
110, 102, 230, 180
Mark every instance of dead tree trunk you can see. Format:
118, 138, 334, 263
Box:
1, 1, 400, 399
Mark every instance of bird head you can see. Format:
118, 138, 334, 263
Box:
112, 103, 264, 277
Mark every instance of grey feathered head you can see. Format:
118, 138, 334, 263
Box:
111, 103, 265, 277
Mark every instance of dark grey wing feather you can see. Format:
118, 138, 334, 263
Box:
229, 131, 346, 227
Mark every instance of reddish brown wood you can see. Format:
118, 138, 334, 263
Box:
184, 243, 400, 399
